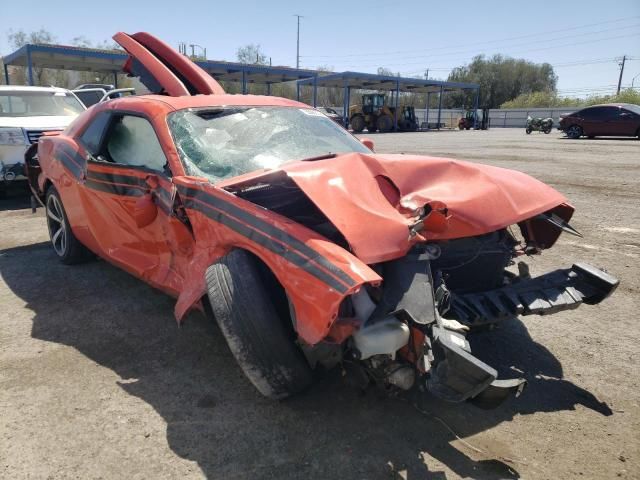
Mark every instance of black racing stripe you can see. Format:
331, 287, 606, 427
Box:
87, 171, 146, 187
87, 170, 173, 205
85, 179, 144, 197
155, 184, 173, 206
177, 185, 356, 289
183, 197, 349, 294
55, 150, 83, 179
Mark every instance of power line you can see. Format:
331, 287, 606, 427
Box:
300, 16, 640, 61
400, 58, 620, 76
322, 32, 640, 71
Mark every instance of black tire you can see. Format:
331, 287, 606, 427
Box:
45, 186, 92, 264
544, 127, 551, 134
566, 125, 582, 139
205, 250, 313, 399
526, 127, 532, 134
350, 115, 365, 133
377, 114, 393, 132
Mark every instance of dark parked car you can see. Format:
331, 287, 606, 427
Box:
558, 103, 640, 139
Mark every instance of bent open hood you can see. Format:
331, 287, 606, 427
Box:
275, 153, 568, 263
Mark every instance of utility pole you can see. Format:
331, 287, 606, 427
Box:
617, 55, 626, 94
424, 69, 429, 80
294, 14, 303, 69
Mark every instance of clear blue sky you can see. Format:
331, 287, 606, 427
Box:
2, 0, 640, 96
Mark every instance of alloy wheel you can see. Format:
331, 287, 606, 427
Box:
46, 194, 67, 257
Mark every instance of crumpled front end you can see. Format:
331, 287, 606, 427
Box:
220, 152, 619, 407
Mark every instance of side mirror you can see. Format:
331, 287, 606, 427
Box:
360, 138, 375, 151
134, 193, 158, 228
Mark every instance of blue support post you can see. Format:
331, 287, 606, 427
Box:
296, 81, 301, 101
424, 92, 430, 129
241, 70, 247, 94
113, 71, 118, 88
3, 63, 9, 85
26, 46, 34, 86
342, 80, 349, 128
312, 75, 317, 107
394, 79, 400, 132
472, 87, 479, 129
437, 85, 443, 130
267, 82, 271, 96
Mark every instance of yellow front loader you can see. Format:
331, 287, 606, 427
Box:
349, 93, 418, 133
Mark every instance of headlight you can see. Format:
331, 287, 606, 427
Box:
0, 127, 27, 145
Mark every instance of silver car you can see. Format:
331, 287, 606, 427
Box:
0, 86, 85, 192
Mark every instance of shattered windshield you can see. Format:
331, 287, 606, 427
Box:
167, 106, 370, 182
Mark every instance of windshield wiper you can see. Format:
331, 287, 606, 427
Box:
298, 153, 337, 162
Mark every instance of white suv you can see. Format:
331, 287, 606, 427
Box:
0, 86, 85, 192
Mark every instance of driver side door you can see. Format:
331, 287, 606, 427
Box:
76, 111, 192, 295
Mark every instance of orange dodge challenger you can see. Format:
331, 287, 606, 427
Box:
25, 32, 618, 408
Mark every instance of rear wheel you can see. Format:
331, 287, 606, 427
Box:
566, 125, 583, 139
526, 127, 532, 134
350, 115, 365, 133
544, 127, 551, 134
45, 186, 92, 264
205, 250, 313, 399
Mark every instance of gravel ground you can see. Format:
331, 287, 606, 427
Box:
1, 128, 638, 479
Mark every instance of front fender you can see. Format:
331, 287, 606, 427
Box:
173, 177, 381, 345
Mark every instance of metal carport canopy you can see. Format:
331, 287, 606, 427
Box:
297, 71, 480, 130
2, 44, 317, 93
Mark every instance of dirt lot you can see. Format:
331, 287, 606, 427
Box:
1, 128, 638, 479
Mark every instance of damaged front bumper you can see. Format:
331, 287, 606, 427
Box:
351, 250, 618, 409
450, 263, 619, 327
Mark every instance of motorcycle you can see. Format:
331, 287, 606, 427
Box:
526, 115, 553, 134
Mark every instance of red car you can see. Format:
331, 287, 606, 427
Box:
26, 32, 618, 408
558, 103, 640, 139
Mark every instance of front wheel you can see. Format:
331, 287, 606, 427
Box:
350, 115, 365, 133
205, 250, 313, 399
566, 125, 583, 139
45, 186, 92, 264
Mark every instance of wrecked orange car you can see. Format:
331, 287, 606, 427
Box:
25, 32, 618, 408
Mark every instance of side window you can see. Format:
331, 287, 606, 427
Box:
80, 112, 110, 154
600, 107, 619, 119
580, 108, 599, 119
103, 114, 167, 172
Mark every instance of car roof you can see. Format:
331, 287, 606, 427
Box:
0, 85, 73, 94
583, 103, 636, 109
107, 93, 310, 112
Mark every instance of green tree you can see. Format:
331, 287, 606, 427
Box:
5, 29, 66, 86
377, 67, 394, 76
236, 44, 268, 65
500, 88, 640, 109
447, 54, 558, 108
